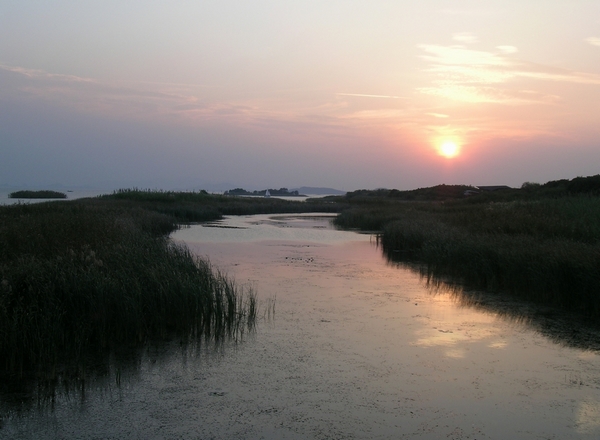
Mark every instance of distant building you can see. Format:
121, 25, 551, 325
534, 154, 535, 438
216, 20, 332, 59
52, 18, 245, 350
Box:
476, 185, 512, 192
463, 185, 512, 197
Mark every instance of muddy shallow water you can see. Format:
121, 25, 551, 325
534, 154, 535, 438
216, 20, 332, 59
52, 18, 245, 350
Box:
2, 214, 600, 439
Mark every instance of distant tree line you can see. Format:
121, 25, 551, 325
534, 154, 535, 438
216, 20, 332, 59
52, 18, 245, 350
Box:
343, 174, 600, 202
344, 184, 475, 201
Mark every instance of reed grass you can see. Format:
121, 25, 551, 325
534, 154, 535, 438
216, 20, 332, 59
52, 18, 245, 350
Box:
0, 200, 256, 379
335, 194, 600, 317
98, 188, 344, 222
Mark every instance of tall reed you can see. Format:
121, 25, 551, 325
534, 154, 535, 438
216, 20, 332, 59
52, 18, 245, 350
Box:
336, 195, 600, 318
0, 200, 256, 379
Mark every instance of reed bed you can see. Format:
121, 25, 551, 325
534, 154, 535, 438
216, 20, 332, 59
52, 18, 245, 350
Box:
0, 200, 256, 379
335, 195, 600, 317
100, 188, 344, 221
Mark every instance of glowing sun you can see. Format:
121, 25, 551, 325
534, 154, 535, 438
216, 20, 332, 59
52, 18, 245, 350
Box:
439, 141, 460, 158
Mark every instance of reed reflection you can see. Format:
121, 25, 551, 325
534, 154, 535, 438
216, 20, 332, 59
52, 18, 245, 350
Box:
378, 235, 600, 352
0, 333, 255, 415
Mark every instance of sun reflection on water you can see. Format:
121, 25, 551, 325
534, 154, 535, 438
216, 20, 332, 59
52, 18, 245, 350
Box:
576, 397, 600, 434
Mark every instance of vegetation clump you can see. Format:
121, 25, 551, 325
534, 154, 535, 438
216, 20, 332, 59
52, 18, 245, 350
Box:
8, 190, 67, 199
0, 199, 256, 380
100, 188, 343, 220
345, 184, 476, 201
335, 175, 600, 318
0, 188, 347, 381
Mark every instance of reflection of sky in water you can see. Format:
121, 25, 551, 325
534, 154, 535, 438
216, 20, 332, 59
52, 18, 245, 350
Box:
411, 295, 501, 353
5, 214, 600, 439
173, 213, 370, 244
177, 214, 600, 439
577, 397, 600, 434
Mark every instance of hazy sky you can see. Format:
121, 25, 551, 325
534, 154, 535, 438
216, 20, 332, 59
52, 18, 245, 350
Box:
2, 1, 599, 191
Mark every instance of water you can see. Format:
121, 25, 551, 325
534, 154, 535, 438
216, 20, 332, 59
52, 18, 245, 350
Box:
2, 214, 600, 439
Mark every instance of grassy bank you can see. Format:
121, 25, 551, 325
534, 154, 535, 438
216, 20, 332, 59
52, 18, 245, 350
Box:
0, 199, 256, 379
8, 190, 67, 199
335, 178, 600, 318
99, 188, 344, 221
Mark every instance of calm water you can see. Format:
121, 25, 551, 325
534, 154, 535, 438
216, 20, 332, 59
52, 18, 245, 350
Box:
2, 214, 600, 439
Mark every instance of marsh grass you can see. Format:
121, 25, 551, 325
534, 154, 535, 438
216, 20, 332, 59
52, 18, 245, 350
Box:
100, 188, 344, 221
0, 200, 256, 380
336, 195, 600, 317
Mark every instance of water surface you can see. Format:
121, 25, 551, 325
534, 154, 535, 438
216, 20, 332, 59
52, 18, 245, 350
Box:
2, 214, 600, 439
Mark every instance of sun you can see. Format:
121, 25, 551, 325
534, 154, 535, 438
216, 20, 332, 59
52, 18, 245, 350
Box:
439, 141, 460, 158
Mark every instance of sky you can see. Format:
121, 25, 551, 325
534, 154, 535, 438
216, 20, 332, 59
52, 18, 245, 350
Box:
1, 1, 600, 192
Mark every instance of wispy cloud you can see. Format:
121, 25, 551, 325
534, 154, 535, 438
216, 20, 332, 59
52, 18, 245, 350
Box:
437, 8, 499, 17
497, 45, 518, 54
453, 33, 478, 44
0, 64, 249, 122
0, 64, 376, 137
417, 43, 600, 104
586, 37, 600, 47
341, 109, 406, 120
419, 45, 511, 67
515, 63, 600, 85
0, 64, 95, 83
419, 85, 558, 105
337, 93, 406, 99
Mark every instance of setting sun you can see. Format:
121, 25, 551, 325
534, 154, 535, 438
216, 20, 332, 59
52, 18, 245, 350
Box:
439, 141, 460, 158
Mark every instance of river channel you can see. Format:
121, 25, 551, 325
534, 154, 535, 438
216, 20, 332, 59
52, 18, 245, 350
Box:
2, 213, 600, 439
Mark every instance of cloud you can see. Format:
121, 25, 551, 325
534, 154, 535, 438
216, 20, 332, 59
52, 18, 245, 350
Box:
586, 37, 600, 47
0, 65, 95, 83
418, 85, 559, 105
453, 33, 478, 44
426, 63, 515, 84
0, 64, 261, 124
419, 44, 511, 67
417, 43, 600, 104
341, 109, 405, 120
515, 61, 600, 85
1, 65, 387, 135
497, 45, 518, 54
337, 93, 406, 99
437, 8, 498, 17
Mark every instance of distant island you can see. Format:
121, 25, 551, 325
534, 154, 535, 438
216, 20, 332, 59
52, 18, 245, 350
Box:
9, 190, 67, 199
224, 186, 346, 197
224, 187, 306, 197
